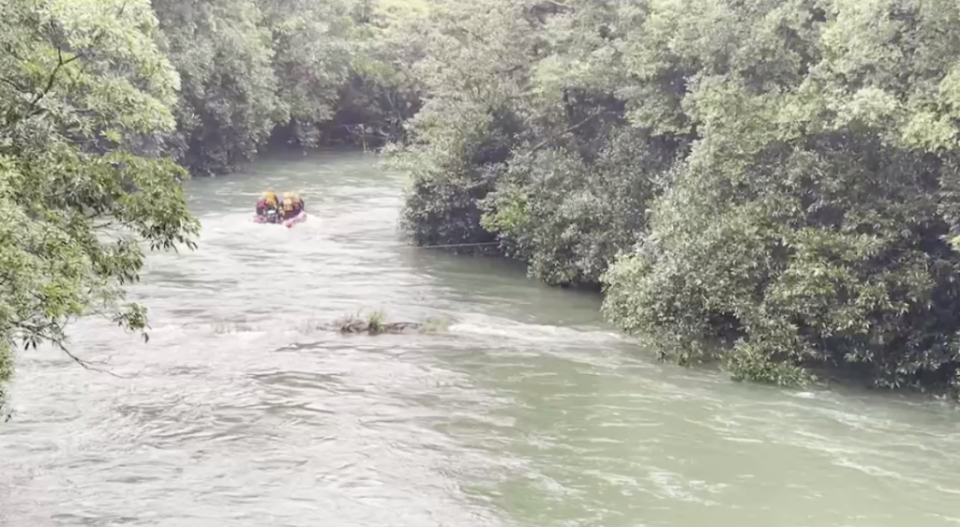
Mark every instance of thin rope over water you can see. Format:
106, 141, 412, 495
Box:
415, 242, 501, 250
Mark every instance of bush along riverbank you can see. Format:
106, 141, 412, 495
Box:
390, 0, 960, 397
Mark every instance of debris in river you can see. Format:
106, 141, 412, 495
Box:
330, 311, 452, 335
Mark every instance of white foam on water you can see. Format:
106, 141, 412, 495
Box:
448, 314, 622, 345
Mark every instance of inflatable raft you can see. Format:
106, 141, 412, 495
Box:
252, 211, 281, 224
252, 210, 307, 227
283, 211, 307, 228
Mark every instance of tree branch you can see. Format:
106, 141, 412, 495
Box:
540, 0, 573, 10
25, 47, 81, 119
54, 340, 129, 379
525, 109, 618, 156
0, 76, 29, 93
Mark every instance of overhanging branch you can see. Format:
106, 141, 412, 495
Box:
525, 109, 618, 156
54, 340, 129, 379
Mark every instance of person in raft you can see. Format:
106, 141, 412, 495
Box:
255, 190, 282, 223
280, 191, 305, 220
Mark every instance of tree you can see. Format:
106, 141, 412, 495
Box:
603, 0, 960, 391
322, 0, 429, 147
0, 0, 199, 414
394, 0, 677, 287
150, 0, 424, 169
258, 0, 357, 147
396, 0, 960, 394
390, 0, 544, 248
152, 0, 283, 175
478, 0, 681, 287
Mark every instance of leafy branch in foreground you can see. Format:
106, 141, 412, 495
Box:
0, 0, 199, 409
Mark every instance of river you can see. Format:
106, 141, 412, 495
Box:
2, 150, 960, 527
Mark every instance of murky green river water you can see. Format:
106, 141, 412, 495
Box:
2, 150, 960, 526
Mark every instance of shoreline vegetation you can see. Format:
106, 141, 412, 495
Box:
5, 0, 960, 411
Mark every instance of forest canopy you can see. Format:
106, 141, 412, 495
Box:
4, 0, 960, 409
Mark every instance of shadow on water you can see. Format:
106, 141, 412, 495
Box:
397, 245, 609, 330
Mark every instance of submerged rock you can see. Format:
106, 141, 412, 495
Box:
337, 320, 422, 335
327, 314, 451, 336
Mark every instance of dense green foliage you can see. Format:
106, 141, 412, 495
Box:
393, 0, 960, 394
152, 0, 282, 175
151, 0, 422, 174
0, 0, 199, 414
